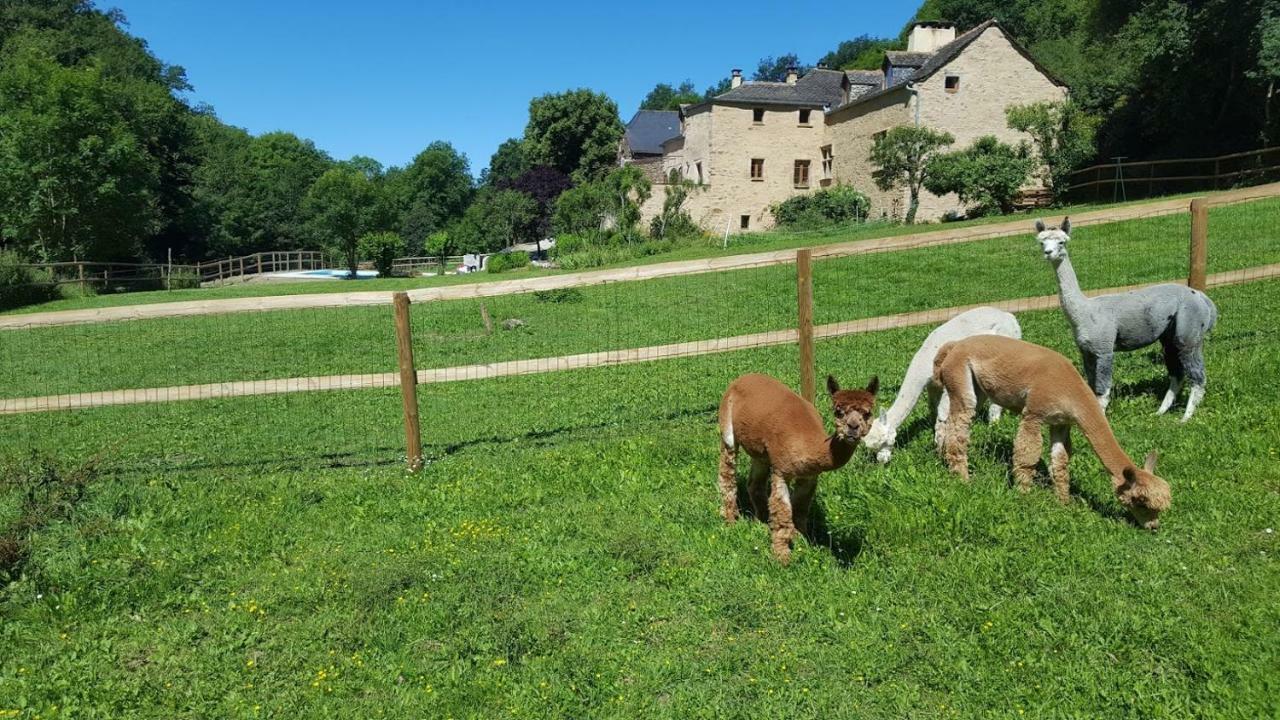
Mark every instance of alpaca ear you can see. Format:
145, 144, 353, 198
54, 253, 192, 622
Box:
826, 374, 840, 396
1122, 466, 1137, 484
1061, 217, 1071, 236
1143, 451, 1159, 473
1034, 219, 1046, 233
866, 375, 880, 395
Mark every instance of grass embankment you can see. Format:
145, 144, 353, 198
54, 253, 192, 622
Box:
3, 199, 1277, 399
1, 280, 1278, 717
0, 191, 1215, 316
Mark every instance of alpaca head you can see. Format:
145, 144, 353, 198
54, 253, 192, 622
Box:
862, 409, 896, 463
1114, 451, 1172, 530
1034, 217, 1072, 263
827, 374, 879, 444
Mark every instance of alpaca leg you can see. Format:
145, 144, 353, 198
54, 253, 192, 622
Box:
1012, 416, 1043, 494
987, 403, 1004, 423
1049, 425, 1072, 504
931, 385, 949, 451
747, 458, 770, 521
718, 441, 738, 523
1179, 344, 1207, 422
1156, 334, 1184, 415
1094, 351, 1115, 411
791, 476, 818, 538
767, 472, 796, 564
940, 375, 976, 482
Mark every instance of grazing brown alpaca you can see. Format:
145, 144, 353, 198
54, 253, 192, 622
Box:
718, 373, 878, 563
933, 335, 1172, 529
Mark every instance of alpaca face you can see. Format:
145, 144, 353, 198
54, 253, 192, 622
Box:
1034, 217, 1071, 262
828, 375, 879, 444
862, 412, 896, 463
1116, 453, 1171, 530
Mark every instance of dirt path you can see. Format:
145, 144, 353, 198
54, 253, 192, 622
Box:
4, 183, 1276, 331
4, 264, 1275, 415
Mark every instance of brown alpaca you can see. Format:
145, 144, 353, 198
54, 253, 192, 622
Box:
933, 335, 1172, 529
718, 373, 878, 563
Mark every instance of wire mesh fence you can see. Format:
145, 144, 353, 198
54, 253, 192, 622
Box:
1, 193, 1278, 475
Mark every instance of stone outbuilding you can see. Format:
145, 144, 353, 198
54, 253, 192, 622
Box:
629, 19, 1068, 231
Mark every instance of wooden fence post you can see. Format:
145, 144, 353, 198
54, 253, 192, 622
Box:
796, 249, 816, 406
393, 292, 424, 471
1189, 198, 1208, 291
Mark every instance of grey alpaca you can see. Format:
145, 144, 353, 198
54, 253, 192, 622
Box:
1036, 217, 1218, 421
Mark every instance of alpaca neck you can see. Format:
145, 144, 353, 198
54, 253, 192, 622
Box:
811, 434, 856, 472
1074, 395, 1136, 478
1053, 255, 1090, 323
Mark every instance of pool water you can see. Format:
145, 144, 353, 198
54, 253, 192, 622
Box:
294, 269, 380, 279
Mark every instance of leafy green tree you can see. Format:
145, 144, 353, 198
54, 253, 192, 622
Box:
753, 54, 809, 82
451, 189, 539, 255
523, 89, 624, 182
1006, 100, 1098, 201
303, 167, 383, 277
818, 35, 901, 71
357, 231, 405, 276
0, 45, 176, 261
481, 138, 528, 187
1252, 0, 1280, 133
604, 165, 652, 243
925, 136, 1033, 216
870, 125, 955, 224
703, 77, 733, 99
650, 170, 701, 239
498, 165, 571, 256
390, 142, 473, 254
552, 182, 612, 238
425, 230, 454, 272
639, 81, 702, 110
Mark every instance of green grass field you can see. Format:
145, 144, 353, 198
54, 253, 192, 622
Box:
0, 191, 1210, 317
2, 274, 1278, 717
3, 198, 1278, 400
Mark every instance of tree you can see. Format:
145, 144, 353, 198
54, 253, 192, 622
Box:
753, 54, 809, 82
0, 45, 176, 261
818, 35, 901, 71
639, 81, 701, 110
1252, 0, 1280, 134
1006, 100, 1098, 202
870, 125, 955, 224
703, 77, 733, 99
497, 165, 571, 257
552, 181, 612, 239
603, 165, 651, 243
523, 89, 625, 182
424, 230, 453, 273
302, 167, 383, 277
924, 136, 1033, 216
390, 142, 472, 254
481, 138, 528, 187
357, 231, 404, 276
451, 189, 539, 255
650, 169, 702, 239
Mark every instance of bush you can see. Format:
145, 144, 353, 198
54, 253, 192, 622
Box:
925, 136, 1033, 217
0, 251, 59, 310
486, 251, 530, 274
772, 185, 870, 228
357, 231, 406, 276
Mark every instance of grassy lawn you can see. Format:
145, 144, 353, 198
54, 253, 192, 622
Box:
0, 191, 1213, 317
1, 280, 1277, 717
2, 198, 1277, 398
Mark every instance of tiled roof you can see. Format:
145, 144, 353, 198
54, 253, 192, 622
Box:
844, 69, 883, 86
712, 68, 847, 107
623, 110, 681, 155
884, 50, 932, 68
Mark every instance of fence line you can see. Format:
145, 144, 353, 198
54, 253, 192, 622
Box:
6, 261, 1276, 416
6, 182, 1279, 331
1066, 147, 1280, 201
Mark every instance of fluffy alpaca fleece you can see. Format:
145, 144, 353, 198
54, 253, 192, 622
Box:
863, 306, 1021, 463
718, 373, 878, 563
1036, 217, 1218, 421
933, 335, 1172, 529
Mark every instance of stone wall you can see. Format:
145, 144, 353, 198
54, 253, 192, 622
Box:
825, 90, 913, 220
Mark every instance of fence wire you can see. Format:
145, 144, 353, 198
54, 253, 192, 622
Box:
1, 195, 1278, 474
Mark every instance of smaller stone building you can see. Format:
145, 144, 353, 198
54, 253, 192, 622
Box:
619, 110, 681, 184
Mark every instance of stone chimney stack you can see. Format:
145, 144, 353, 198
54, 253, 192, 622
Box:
785, 66, 798, 85
731, 68, 742, 89
907, 21, 957, 53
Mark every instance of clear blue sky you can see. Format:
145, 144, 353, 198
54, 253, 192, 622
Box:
111, 0, 921, 176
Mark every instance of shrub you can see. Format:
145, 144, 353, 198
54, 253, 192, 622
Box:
357, 231, 406, 276
486, 251, 530, 274
0, 251, 59, 310
773, 185, 871, 228
533, 288, 584, 303
925, 136, 1033, 217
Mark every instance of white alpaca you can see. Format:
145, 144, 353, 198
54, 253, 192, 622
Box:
863, 307, 1021, 463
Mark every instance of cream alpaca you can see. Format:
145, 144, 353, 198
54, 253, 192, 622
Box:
933, 335, 1171, 529
863, 306, 1021, 463
718, 373, 878, 563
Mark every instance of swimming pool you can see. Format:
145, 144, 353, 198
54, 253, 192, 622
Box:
271, 269, 380, 280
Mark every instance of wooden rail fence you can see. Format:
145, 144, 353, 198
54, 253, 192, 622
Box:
1066, 147, 1280, 202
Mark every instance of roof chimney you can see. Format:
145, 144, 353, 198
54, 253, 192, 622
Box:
785, 66, 798, 85
907, 21, 957, 53
731, 68, 742, 89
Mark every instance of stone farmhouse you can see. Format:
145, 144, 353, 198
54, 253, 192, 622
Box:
619, 20, 1067, 231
